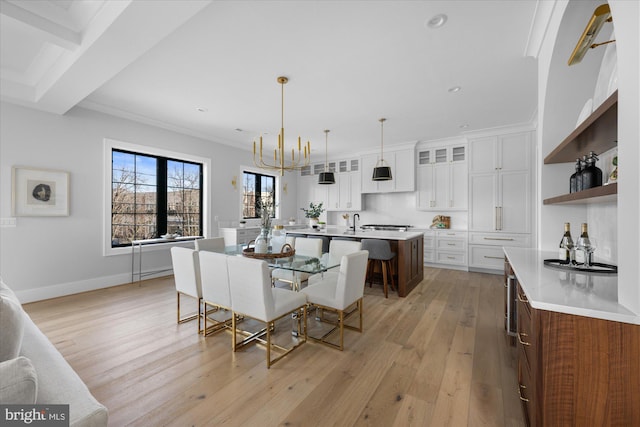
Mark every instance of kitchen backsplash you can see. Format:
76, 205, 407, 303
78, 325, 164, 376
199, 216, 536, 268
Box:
326, 192, 469, 230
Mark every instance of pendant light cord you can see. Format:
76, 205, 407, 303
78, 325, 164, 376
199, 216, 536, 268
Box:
324, 129, 330, 172
379, 118, 386, 162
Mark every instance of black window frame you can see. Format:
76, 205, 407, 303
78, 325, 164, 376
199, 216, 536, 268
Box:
242, 170, 276, 219
111, 148, 203, 247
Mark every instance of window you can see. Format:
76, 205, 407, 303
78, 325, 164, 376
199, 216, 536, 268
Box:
242, 171, 275, 219
111, 149, 203, 247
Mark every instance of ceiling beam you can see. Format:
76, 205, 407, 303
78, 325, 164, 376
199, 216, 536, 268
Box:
0, 0, 80, 50
4, 0, 211, 115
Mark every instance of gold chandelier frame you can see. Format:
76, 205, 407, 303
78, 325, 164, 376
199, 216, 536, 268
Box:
253, 76, 311, 176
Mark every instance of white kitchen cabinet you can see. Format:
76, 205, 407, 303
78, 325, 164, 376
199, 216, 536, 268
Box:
423, 229, 468, 270
416, 143, 467, 211
325, 159, 361, 211
361, 148, 415, 193
220, 227, 260, 245
468, 130, 534, 273
326, 168, 362, 211
468, 132, 532, 233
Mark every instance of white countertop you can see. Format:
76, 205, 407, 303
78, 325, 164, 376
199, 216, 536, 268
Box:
504, 247, 639, 325
288, 227, 424, 241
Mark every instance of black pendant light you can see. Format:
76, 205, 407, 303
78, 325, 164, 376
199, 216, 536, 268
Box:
318, 129, 335, 184
372, 118, 392, 181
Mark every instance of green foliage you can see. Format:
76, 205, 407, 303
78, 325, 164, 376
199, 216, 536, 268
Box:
300, 202, 324, 218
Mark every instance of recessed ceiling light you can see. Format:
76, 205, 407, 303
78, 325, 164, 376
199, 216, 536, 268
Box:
196, 107, 208, 112
235, 128, 243, 132
448, 86, 461, 93
426, 14, 447, 29
459, 124, 469, 129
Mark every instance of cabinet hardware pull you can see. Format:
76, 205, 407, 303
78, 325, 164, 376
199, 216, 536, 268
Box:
483, 237, 514, 241
484, 256, 504, 259
447, 243, 456, 246
447, 256, 456, 260
517, 332, 531, 346
518, 384, 530, 402
495, 207, 498, 230
517, 292, 528, 303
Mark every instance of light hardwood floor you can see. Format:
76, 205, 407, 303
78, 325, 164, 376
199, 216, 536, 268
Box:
23, 268, 526, 426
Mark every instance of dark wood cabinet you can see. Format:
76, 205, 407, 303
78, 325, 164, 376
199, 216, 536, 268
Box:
394, 235, 424, 297
516, 282, 640, 426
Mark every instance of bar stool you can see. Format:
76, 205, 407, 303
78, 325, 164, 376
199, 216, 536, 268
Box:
360, 239, 396, 298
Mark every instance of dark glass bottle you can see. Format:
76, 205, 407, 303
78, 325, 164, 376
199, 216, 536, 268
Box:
581, 151, 603, 190
576, 155, 587, 191
570, 159, 581, 193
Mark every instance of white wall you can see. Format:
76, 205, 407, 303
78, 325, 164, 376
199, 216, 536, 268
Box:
0, 103, 299, 302
609, 0, 640, 314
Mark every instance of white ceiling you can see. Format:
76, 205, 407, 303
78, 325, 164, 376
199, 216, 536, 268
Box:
1, 0, 540, 157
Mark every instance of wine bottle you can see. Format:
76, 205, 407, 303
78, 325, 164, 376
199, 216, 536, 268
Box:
558, 222, 573, 264
575, 223, 590, 264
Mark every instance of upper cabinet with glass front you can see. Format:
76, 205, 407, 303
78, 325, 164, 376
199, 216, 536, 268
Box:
416, 142, 467, 211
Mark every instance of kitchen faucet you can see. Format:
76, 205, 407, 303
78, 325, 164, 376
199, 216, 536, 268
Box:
352, 213, 360, 232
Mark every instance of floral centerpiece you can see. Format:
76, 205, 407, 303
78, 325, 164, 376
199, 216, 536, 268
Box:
301, 202, 324, 226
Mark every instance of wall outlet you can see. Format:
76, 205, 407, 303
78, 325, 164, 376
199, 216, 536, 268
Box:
214, 215, 219, 221
602, 246, 611, 259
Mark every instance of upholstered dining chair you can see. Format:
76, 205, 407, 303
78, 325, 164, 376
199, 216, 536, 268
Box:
170, 247, 202, 333
271, 237, 322, 289
307, 239, 362, 286
227, 256, 308, 368
198, 250, 233, 336
195, 237, 225, 252
301, 250, 368, 351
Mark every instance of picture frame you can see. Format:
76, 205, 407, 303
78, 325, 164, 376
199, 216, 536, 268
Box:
12, 166, 70, 217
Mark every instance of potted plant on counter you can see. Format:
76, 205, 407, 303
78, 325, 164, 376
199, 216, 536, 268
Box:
301, 202, 324, 227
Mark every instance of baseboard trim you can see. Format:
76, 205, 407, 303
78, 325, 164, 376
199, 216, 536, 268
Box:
14, 268, 173, 304
468, 266, 502, 275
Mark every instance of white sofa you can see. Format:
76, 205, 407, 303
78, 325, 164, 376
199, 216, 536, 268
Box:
0, 279, 108, 426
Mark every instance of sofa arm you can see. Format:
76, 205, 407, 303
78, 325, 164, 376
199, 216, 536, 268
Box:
0, 356, 37, 404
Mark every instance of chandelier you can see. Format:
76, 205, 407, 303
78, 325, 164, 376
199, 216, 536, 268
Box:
253, 76, 311, 176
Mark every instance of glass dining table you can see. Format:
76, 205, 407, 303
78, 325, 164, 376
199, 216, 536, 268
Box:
224, 244, 340, 291
224, 243, 339, 336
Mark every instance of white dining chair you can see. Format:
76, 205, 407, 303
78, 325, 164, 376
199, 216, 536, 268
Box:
308, 239, 362, 286
227, 255, 308, 368
301, 250, 368, 351
198, 250, 233, 336
271, 237, 322, 290
170, 247, 203, 334
195, 237, 225, 252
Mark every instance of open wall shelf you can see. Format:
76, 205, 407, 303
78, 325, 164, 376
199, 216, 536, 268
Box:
543, 183, 617, 205
544, 91, 617, 165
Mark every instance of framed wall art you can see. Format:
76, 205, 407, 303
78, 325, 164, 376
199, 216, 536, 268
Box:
12, 166, 70, 216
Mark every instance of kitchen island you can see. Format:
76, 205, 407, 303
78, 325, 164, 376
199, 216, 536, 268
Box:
289, 227, 424, 297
